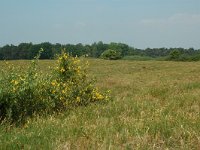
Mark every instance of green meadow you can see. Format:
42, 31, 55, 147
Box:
0, 59, 200, 149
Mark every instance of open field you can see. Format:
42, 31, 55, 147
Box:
0, 59, 200, 149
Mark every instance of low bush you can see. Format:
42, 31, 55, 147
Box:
100, 49, 122, 60
170, 50, 181, 60
189, 54, 200, 61
165, 53, 200, 62
0, 49, 110, 123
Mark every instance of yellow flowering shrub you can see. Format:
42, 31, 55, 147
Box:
0, 50, 110, 123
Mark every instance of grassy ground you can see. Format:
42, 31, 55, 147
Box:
0, 59, 200, 149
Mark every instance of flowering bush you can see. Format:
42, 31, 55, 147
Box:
0, 49, 110, 123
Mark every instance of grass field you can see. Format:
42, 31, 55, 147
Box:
0, 59, 200, 149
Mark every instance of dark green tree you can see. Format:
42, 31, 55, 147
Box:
169, 50, 181, 60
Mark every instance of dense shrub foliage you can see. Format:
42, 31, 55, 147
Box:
165, 49, 200, 61
0, 50, 110, 123
100, 49, 122, 60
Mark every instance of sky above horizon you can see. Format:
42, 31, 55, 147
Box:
0, 0, 200, 49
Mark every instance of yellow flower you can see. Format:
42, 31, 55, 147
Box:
52, 90, 55, 94
73, 59, 80, 64
60, 97, 64, 100
51, 81, 56, 86
62, 90, 65, 94
95, 92, 104, 100
63, 53, 68, 59
60, 68, 65, 72
11, 80, 19, 85
76, 96, 81, 102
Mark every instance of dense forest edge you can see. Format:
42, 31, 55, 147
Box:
1, 41, 200, 61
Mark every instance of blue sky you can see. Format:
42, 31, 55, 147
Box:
0, 0, 200, 49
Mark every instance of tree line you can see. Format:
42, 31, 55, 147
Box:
0, 41, 200, 61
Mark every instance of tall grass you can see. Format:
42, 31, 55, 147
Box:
0, 59, 200, 149
122, 55, 155, 61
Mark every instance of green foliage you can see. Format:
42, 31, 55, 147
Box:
165, 50, 200, 61
0, 42, 200, 62
0, 42, 135, 60
169, 50, 182, 60
100, 49, 122, 60
108, 42, 129, 56
0, 49, 110, 123
189, 54, 200, 61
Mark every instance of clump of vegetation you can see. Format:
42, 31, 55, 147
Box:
0, 49, 110, 123
166, 49, 200, 61
100, 49, 122, 60
169, 50, 182, 60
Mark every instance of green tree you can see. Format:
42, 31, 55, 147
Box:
169, 50, 181, 60
40, 42, 53, 59
18, 43, 32, 59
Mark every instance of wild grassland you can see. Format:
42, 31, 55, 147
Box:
0, 59, 200, 149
